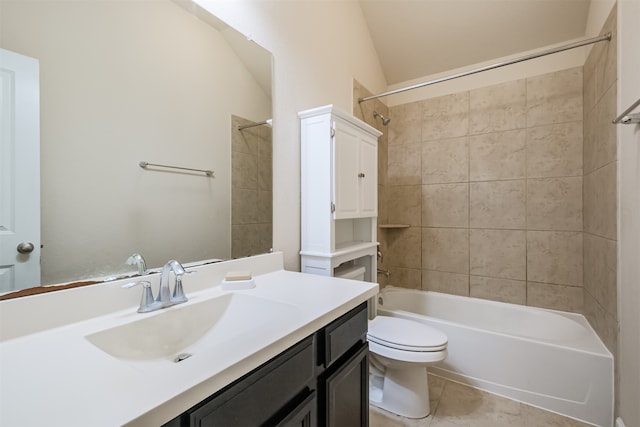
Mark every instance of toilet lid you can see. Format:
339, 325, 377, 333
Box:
367, 316, 447, 352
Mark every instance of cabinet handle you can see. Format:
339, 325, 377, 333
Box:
358, 173, 365, 178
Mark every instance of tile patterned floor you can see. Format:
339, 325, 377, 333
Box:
370, 374, 593, 427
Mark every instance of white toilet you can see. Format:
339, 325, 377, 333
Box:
335, 265, 448, 419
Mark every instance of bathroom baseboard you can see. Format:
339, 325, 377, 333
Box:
616, 417, 626, 427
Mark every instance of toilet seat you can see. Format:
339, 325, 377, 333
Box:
367, 316, 447, 352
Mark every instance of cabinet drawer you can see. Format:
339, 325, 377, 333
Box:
188, 335, 315, 427
321, 303, 367, 368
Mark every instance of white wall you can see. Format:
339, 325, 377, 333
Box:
617, 1, 640, 425
0, 0, 271, 284
373, 0, 616, 107
195, 0, 388, 270
383, 44, 588, 106
586, 0, 618, 38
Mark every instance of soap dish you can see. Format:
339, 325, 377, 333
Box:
221, 278, 256, 290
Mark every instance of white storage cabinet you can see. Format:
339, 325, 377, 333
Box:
299, 105, 381, 280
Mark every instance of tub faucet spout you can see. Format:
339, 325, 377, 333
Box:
377, 268, 390, 277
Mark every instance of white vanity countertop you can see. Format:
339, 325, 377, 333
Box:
0, 264, 378, 426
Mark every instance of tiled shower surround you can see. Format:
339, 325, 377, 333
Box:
353, 7, 617, 358
231, 116, 273, 259
582, 5, 618, 365
381, 67, 586, 312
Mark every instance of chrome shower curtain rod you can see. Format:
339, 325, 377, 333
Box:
359, 33, 612, 104
238, 119, 273, 130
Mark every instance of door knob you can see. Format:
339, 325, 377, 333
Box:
17, 242, 35, 254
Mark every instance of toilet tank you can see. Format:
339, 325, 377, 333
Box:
334, 265, 366, 281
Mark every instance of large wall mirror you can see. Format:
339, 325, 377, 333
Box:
0, 0, 272, 296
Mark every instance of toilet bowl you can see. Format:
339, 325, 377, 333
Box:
368, 316, 447, 418
333, 265, 448, 419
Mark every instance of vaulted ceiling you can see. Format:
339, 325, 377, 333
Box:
359, 0, 592, 85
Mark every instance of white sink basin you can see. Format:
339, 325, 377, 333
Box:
86, 293, 296, 361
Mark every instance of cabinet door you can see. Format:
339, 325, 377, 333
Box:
358, 136, 377, 216
275, 391, 316, 427
320, 344, 369, 427
332, 119, 360, 219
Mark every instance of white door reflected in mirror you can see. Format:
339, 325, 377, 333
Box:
0, 48, 41, 292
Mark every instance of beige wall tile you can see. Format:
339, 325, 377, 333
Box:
378, 66, 596, 313
232, 188, 259, 225
583, 110, 598, 176
422, 270, 470, 296
377, 184, 389, 225
583, 290, 618, 355
388, 267, 421, 289
388, 142, 421, 185
258, 190, 272, 224
422, 183, 469, 228
583, 162, 617, 239
232, 117, 261, 155
470, 275, 526, 304
526, 122, 582, 178
583, 53, 597, 117
526, 67, 583, 127
470, 180, 525, 229
388, 101, 422, 146
469, 129, 526, 181
256, 190, 273, 224
258, 140, 272, 191
595, 6, 618, 101
422, 136, 469, 184
257, 223, 272, 254
584, 233, 617, 315
231, 224, 260, 258
527, 177, 582, 231
527, 231, 583, 287
422, 92, 469, 141
422, 228, 469, 274
354, 83, 388, 133
469, 79, 526, 134
378, 133, 388, 187
527, 281, 583, 313
387, 227, 422, 269
584, 84, 617, 174
232, 151, 258, 189
470, 229, 526, 280
388, 185, 421, 226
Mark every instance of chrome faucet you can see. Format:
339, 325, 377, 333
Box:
123, 259, 190, 313
127, 253, 148, 275
157, 259, 188, 307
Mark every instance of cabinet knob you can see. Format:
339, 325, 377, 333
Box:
358, 173, 365, 178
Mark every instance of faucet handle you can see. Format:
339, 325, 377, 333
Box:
122, 280, 162, 313
171, 271, 195, 304
171, 275, 188, 304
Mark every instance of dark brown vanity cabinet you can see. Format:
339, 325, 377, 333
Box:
317, 303, 369, 427
163, 302, 368, 427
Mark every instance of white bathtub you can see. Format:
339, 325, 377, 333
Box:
376, 287, 614, 427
